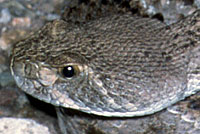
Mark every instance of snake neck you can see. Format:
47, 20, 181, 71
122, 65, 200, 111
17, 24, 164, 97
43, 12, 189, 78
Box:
163, 10, 200, 96
160, 10, 200, 58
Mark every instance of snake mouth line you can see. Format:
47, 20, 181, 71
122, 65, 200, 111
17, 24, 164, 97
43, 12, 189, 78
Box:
10, 58, 190, 118
11, 70, 185, 117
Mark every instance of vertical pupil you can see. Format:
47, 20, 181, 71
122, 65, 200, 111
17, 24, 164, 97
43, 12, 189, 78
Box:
62, 66, 75, 78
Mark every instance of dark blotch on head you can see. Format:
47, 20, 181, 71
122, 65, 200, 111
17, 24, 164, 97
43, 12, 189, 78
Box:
165, 56, 172, 62
152, 13, 164, 22
144, 51, 150, 57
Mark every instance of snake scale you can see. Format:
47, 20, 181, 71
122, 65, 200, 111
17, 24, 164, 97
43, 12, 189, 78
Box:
10, 2, 200, 134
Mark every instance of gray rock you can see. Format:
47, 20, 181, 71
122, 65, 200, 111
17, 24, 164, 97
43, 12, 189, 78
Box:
0, 8, 11, 24
0, 117, 50, 134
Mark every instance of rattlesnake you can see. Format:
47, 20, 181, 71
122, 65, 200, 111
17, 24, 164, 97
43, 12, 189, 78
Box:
10, 2, 200, 134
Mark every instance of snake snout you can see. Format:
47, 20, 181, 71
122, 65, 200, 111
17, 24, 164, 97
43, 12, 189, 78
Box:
10, 61, 26, 87
10, 60, 40, 87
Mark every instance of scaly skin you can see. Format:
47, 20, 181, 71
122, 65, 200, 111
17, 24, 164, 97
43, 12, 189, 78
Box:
10, 10, 200, 134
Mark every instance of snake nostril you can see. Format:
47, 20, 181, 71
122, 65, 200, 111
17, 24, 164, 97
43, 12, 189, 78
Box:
11, 61, 25, 77
24, 63, 38, 77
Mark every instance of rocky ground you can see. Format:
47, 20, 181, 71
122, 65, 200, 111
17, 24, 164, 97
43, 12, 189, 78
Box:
0, 0, 65, 133
0, 0, 200, 134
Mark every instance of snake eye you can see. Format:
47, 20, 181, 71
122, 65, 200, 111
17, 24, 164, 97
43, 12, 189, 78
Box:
60, 65, 80, 78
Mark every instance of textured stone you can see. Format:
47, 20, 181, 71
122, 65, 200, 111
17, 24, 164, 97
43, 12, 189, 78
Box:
0, 117, 50, 134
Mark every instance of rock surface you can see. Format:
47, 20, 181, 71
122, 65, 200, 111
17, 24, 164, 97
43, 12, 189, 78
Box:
0, 117, 50, 134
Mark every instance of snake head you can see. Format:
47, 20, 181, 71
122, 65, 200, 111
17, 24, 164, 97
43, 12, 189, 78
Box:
10, 13, 200, 117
